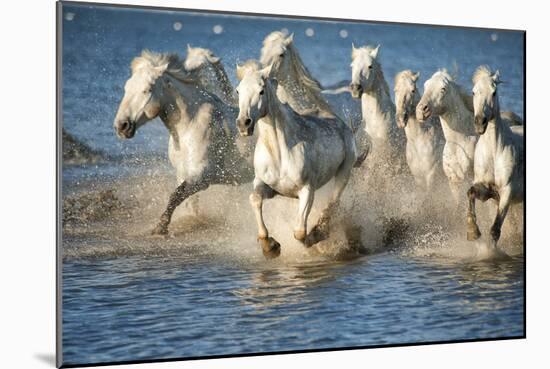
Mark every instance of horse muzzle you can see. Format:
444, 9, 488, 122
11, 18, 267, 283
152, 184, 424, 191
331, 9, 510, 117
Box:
115, 120, 136, 139
350, 83, 363, 99
416, 103, 431, 122
474, 116, 489, 135
237, 118, 255, 137
396, 112, 408, 128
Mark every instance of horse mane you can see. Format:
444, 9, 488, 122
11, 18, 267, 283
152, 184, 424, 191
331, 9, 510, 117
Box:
131, 49, 201, 86
261, 31, 333, 115
371, 60, 391, 97
434, 68, 474, 112
184, 46, 236, 105
236, 59, 262, 81
394, 70, 416, 86
472, 65, 493, 85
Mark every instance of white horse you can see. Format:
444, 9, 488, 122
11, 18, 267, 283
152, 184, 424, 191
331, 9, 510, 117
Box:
260, 31, 336, 118
394, 70, 444, 190
113, 50, 252, 235
184, 44, 237, 107
235, 65, 357, 258
350, 44, 406, 166
416, 69, 478, 207
466, 66, 524, 247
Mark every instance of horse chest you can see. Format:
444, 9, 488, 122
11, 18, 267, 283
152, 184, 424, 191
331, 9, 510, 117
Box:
254, 142, 304, 197
406, 133, 436, 173
168, 125, 212, 183
442, 140, 474, 182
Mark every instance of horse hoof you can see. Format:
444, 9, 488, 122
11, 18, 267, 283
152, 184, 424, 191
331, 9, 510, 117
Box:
151, 224, 169, 236
490, 227, 501, 243
259, 237, 281, 259
293, 229, 307, 243
467, 227, 481, 241
306, 225, 329, 247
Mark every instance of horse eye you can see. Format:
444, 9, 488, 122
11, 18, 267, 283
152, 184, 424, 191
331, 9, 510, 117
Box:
368, 65, 373, 70
235, 89, 239, 95
259, 89, 264, 95
492, 91, 496, 97
279, 53, 284, 58
441, 88, 446, 93
411, 89, 416, 93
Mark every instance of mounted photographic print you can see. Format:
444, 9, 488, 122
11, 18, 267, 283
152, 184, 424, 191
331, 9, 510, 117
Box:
57, 1, 525, 367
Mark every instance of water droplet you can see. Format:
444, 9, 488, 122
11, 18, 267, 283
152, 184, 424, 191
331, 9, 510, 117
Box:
65, 12, 75, 21
173, 22, 182, 31
305, 28, 315, 37
213, 25, 224, 34
490, 33, 498, 42
339, 29, 348, 38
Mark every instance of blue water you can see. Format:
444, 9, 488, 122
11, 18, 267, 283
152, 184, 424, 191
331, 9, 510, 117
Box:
60, 3, 524, 367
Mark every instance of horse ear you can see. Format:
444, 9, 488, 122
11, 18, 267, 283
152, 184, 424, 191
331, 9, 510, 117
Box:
412, 71, 420, 82
207, 54, 221, 64
492, 70, 502, 84
370, 44, 380, 59
260, 64, 273, 80
236, 63, 245, 81
187, 43, 192, 52
285, 33, 294, 45
351, 43, 359, 60
153, 63, 169, 78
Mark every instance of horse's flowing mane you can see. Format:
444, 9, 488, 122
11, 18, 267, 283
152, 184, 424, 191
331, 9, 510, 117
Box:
394, 70, 416, 86
261, 31, 334, 116
131, 50, 200, 85
472, 65, 493, 85
184, 46, 236, 106
434, 68, 474, 111
236, 59, 262, 81
372, 60, 391, 97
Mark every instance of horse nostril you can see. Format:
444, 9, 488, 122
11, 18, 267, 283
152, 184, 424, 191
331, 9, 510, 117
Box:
422, 105, 429, 112
244, 118, 252, 126
120, 121, 129, 132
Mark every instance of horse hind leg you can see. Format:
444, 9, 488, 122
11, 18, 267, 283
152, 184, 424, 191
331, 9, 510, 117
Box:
306, 159, 353, 247
250, 180, 280, 259
151, 181, 208, 236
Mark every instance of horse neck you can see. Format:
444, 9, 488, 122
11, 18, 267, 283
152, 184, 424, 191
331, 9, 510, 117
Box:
159, 75, 219, 143
439, 85, 475, 140
211, 63, 236, 105
277, 50, 333, 115
258, 82, 297, 158
362, 67, 395, 116
480, 96, 510, 149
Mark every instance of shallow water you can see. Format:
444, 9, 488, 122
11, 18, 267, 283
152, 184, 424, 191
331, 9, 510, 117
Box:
63, 249, 523, 364
60, 3, 524, 366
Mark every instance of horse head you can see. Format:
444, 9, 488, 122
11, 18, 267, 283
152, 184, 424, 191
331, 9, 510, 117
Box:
349, 44, 380, 99
472, 65, 501, 135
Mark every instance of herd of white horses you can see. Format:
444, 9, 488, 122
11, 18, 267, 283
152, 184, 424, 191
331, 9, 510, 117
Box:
113, 31, 524, 258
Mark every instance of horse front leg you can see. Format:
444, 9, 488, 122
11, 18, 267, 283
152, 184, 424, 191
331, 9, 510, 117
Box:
466, 185, 482, 241
466, 183, 498, 241
151, 181, 209, 235
250, 179, 280, 258
490, 187, 511, 248
294, 186, 314, 244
